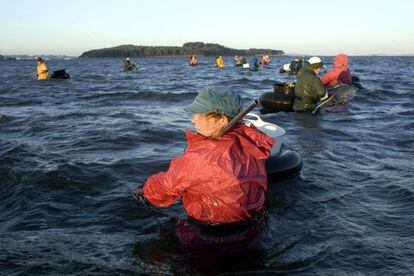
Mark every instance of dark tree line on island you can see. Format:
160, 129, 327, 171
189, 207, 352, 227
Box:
0, 55, 16, 60
79, 42, 284, 58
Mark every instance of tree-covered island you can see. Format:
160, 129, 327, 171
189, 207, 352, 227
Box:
79, 42, 284, 58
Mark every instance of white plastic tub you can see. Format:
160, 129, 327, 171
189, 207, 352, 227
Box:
244, 113, 285, 155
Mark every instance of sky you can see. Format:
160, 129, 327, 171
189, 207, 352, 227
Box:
0, 0, 413, 56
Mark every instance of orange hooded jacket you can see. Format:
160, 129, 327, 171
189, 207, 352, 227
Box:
37, 62, 49, 80
321, 54, 352, 86
143, 124, 274, 224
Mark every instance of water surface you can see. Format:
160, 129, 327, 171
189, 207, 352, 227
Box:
0, 56, 413, 275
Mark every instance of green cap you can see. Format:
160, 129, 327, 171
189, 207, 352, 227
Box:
184, 87, 243, 118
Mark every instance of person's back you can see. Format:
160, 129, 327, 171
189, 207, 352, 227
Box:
123, 58, 130, 70
124, 58, 137, 71
320, 54, 352, 86
293, 57, 327, 112
36, 58, 49, 80
241, 56, 247, 64
289, 58, 303, 75
144, 125, 271, 223
189, 56, 197, 66
252, 57, 260, 69
216, 56, 224, 68
262, 55, 270, 65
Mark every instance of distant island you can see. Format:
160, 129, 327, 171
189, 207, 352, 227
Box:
0, 54, 16, 61
79, 42, 284, 58
0, 54, 75, 60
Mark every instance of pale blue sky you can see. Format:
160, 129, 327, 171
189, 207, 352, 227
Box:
0, 0, 413, 56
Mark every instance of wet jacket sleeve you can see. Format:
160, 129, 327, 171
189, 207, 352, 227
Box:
320, 70, 336, 86
143, 154, 197, 208
312, 76, 327, 99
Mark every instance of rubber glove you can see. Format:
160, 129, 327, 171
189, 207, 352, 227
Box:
320, 92, 329, 101
133, 187, 145, 202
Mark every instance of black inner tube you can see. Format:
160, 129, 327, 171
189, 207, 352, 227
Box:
266, 150, 303, 181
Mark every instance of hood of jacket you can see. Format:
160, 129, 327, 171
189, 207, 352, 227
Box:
334, 54, 348, 68
186, 124, 274, 160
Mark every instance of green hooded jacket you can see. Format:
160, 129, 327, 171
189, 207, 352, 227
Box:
293, 65, 326, 112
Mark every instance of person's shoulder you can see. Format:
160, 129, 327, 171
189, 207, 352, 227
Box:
184, 138, 232, 167
185, 131, 224, 151
300, 69, 315, 80
234, 124, 271, 139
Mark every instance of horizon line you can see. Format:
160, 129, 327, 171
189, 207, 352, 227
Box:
2, 53, 414, 58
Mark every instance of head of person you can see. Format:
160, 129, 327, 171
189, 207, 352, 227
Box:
308, 56, 324, 74
184, 87, 243, 138
334, 54, 348, 67
36, 57, 44, 64
126, 57, 130, 61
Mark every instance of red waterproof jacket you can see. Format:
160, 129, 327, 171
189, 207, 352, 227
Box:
320, 54, 352, 86
143, 124, 275, 224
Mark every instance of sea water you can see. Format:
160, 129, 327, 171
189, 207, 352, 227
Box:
0, 56, 413, 275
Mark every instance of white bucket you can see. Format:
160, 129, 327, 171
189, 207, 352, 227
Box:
244, 113, 285, 155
